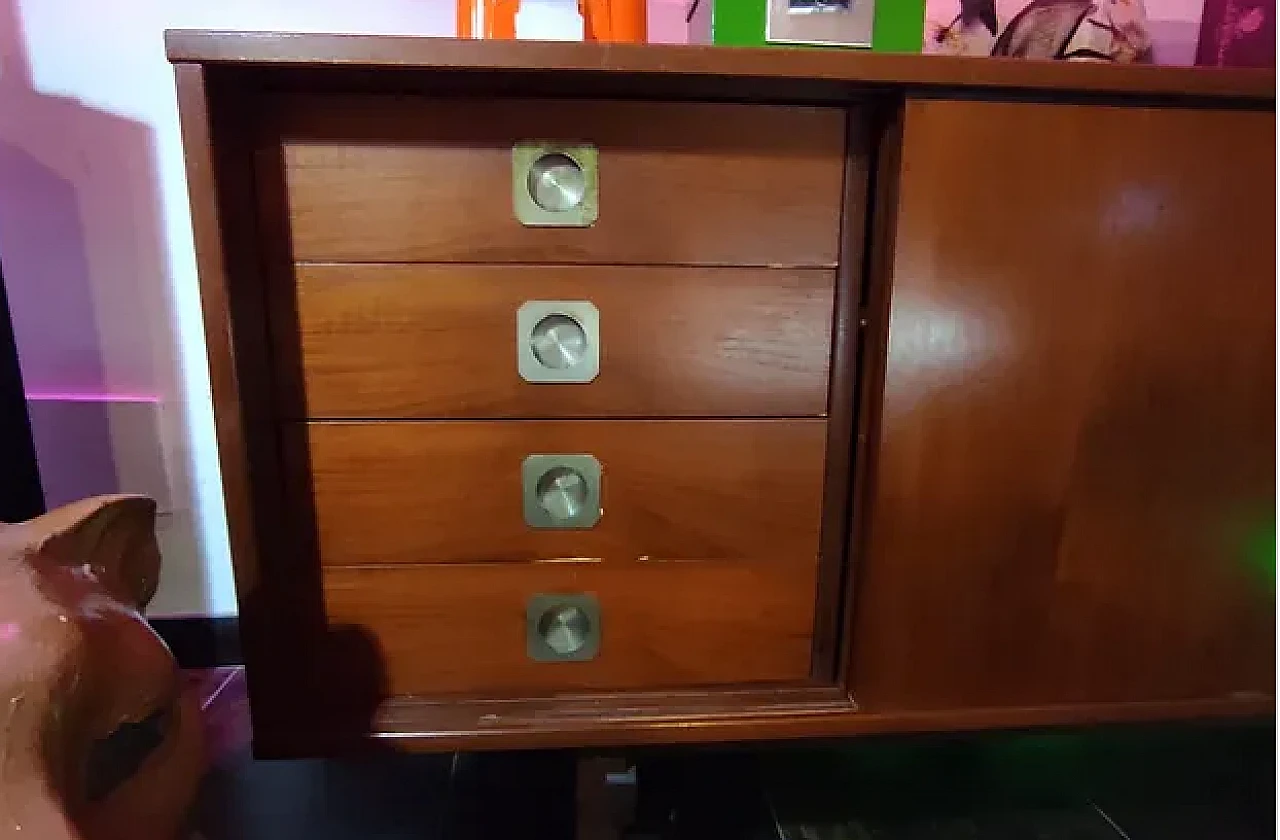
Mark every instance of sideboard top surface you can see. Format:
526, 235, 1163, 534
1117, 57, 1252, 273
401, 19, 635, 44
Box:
165, 30, 1275, 103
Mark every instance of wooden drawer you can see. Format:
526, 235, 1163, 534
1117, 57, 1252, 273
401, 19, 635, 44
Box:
287, 264, 835, 419
276, 96, 846, 266
304, 419, 826, 566
322, 562, 817, 695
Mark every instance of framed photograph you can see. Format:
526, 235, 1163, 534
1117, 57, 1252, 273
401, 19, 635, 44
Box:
766, 0, 876, 47
922, 0, 1202, 64
1196, 0, 1275, 67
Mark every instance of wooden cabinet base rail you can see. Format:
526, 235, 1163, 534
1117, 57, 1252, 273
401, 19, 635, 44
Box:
171, 31, 1275, 757
258, 691, 1273, 757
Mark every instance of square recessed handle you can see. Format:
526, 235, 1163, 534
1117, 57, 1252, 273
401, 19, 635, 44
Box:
527, 593, 601, 662
517, 301, 599, 384
513, 143, 598, 227
522, 454, 602, 529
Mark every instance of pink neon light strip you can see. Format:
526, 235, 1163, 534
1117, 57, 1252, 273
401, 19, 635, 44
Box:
24, 392, 160, 403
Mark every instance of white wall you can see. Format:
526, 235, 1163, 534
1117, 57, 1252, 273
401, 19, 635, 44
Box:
1, 1, 456, 616
517, 0, 585, 39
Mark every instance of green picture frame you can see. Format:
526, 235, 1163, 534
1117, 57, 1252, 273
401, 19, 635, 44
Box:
693, 0, 925, 53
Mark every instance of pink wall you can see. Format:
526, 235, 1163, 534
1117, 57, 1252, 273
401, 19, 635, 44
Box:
1149, 0, 1213, 64
649, 0, 691, 43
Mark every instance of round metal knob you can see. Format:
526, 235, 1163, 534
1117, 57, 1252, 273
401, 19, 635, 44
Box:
527, 152, 586, 213
535, 466, 590, 522
530, 313, 588, 370
537, 604, 593, 657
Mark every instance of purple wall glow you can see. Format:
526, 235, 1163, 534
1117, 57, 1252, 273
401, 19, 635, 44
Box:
2, 0, 456, 616
648, 0, 691, 43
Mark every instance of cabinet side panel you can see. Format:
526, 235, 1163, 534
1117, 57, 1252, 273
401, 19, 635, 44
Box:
175, 65, 321, 755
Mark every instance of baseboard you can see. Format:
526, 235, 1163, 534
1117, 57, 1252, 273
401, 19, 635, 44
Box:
149, 616, 242, 668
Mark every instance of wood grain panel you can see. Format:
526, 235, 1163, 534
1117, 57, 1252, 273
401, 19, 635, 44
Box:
276, 97, 845, 266
174, 66, 321, 749
811, 108, 871, 680
306, 419, 826, 566
356, 693, 1268, 755
849, 99, 1276, 713
168, 32, 1275, 101
289, 264, 834, 418
321, 561, 817, 695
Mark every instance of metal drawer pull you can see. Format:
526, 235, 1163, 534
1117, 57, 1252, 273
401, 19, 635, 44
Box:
531, 313, 588, 370
522, 454, 602, 529
517, 301, 599, 383
527, 594, 601, 662
536, 466, 590, 520
528, 153, 586, 212
513, 143, 598, 227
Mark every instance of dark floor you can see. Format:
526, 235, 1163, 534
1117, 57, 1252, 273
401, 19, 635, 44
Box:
184, 669, 1275, 839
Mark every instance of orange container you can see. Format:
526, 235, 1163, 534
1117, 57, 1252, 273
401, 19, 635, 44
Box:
580, 0, 647, 42
457, 0, 519, 39
458, 0, 646, 42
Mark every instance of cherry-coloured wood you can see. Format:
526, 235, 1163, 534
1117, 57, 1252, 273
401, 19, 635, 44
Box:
847, 98, 1276, 713
264, 689, 1271, 756
276, 96, 845, 266
810, 108, 872, 681
174, 64, 326, 754
321, 560, 818, 696
836, 101, 904, 689
173, 65, 264, 604
365, 693, 1268, 754
304, 419, 826, 567
165, 31, 1274, 101
287, 264, 834, 419
169, 36, 1275, 757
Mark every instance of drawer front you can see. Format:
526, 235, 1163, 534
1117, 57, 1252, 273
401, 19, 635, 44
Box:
289, 264, 835, 419
322, 562, 817, 695
305, 420, 826, 566
277, 97, 846, 266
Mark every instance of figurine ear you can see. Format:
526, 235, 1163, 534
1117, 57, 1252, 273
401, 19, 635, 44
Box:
30, 495, 160, 610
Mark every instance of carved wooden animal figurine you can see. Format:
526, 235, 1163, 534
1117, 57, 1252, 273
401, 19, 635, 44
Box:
0, 496, 202, 840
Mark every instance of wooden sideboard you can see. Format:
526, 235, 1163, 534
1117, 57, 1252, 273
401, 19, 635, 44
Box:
169, 31, 1275, 758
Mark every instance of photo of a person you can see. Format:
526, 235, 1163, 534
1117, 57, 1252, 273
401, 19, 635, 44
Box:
925, 0, 1154, 61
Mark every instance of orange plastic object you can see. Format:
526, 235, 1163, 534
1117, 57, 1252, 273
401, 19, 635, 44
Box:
581, 0, 648, 42
457, 0, 519, 39
458, 0, 646, 42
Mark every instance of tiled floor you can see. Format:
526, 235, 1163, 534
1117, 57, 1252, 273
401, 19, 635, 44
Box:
181, 670, 1275, 839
